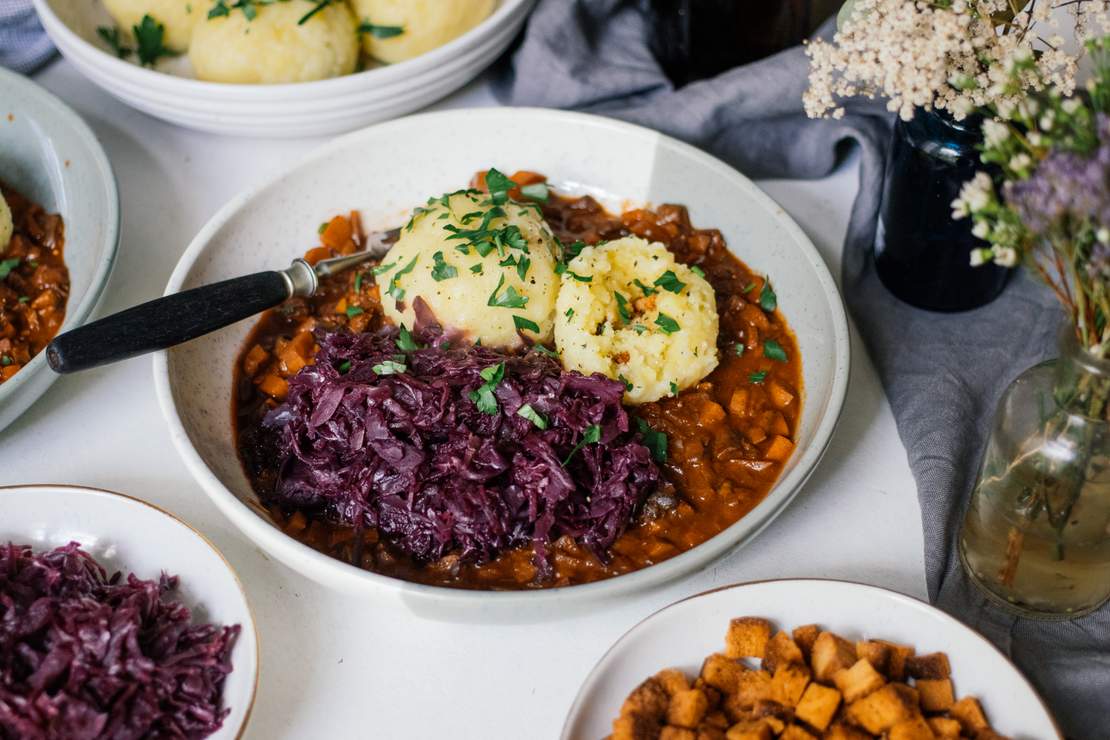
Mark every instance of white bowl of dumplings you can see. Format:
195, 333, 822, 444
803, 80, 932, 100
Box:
32, 0, 535, 137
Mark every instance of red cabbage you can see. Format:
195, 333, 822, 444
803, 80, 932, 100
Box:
263, 327, 661, 577
0, 543, 239, 740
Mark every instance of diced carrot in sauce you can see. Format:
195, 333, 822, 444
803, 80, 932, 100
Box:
699, 400, 727, 426
257, 374, 289, 399
746, 426, 767, 444
334, 297, 348, 314
288, 330, 314, 357
768, 381, 795, 409
765, 435, 795, 462
320, 216, 352, 250
1, 366, 19, 380
768, 412, 790, 437
278, 346, 307, 375
728, 388, 749, 417
242, 344, 269, 377
304, 246, 331, 265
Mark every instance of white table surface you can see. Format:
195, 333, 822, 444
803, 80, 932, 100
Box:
3, 59, 925, 740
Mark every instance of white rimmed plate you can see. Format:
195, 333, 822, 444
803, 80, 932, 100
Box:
562, 579, 1060, 739
0, 485, 259, 739
32, 0, 535, 137
154, 107, 851, 619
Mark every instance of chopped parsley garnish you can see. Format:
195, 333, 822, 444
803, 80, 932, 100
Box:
296, 0, 335, 25
654, 313, 680, 334
372, 359, 406, 376
430, 251, 457, 281
338, 360, 351, 374
18, 296, 28, 304
561, 240, 587, 263
470, 263, 483, 274
469, 362, 505, 415
763, 339, 788, 362
345, 305, 364, 318
556, 264, 592, 282
97, 27, 131, 58
563, 424, 602, 466
670, 381, 679, 395
353, 272, 364, 293
0, 259, 20, 281
515, 255, 531, 281
690, 265, 706, 279
133, 14, 174, 65
632, 323, 647, 334
520, 182, 549, 203
749, 370, 768, 384
533, 345, 560, 359
633, 279, 657, 296
484, 168, 518, 205
487, 274, 528, 309
618, 374, 633, 392
734, 342, 745, 356
517, 403, 548, 430
653, 270, 686, 294
371, 261, 395, 275
317, 221, 328, 234
565, 307, 575, 319
759, 281, 778, 312
614, 291, 632, 323
396, 324, 419, 352
635, 418, 668, 463
0, 356, 10, 367
357, 20, 404, 38
743, 282, 756, 294
386, 255, 418, 301
513, 315, 540, 333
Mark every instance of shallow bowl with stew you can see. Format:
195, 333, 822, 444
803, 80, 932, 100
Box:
562, 579, 1060, 738
0, 484, 259, 739
154, 108, 851, 618
0, 69, 120, 434
32, 0, 535, 137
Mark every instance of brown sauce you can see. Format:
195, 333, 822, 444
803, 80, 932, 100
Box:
0, 184, 68, 383
233, 178, 802, 589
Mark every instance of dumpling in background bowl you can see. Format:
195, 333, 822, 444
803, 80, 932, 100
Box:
101, 0, 198, 51
354, 0, 495, 63
189, 0, 358, 83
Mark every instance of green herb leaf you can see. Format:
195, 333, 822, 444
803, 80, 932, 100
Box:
372, 360, 406, 376
556, 264, 592, 282
387, 255, 418, 302
396, 324, 419, 352
513, 315, 540, 333
317, 221, 328, 235
743, 282, 756, 294
515, 254, 531, 281
97, 26, 132, 58
431, 251, 457, 281
487, 274, 528, 309
670, 381, 679, 395
357, 20, 403, 37
133, 15, 173, 66
371, 261, 396, 275
338, 360, 351, 374
763, 339, 788, 362
533, 345, 560, 359
563, 424, 602, 466
561, 240, 587, 263
565, 307, 575, 319
353, 272, 363, 294
469, 361, 506, 415
18, 296, 29, 304
480, 362, 505, 385
297, 0, 334, 25
0, 356, 10, 367
734, 342, 745, 357
654, 313, 680, 334
749, 370, 768, 384
635, 418, 668, 463
484, 168, 517, 202
206, 0, 229, 18
690, 265, 706, 278
345, 306, 364, 318
618, 374, 633, 392
517, 403, 548, 430
520, 182, 549, 203
632, 323, 647, 334
633, 278, 657, 296
759, 281, 777, 312
653, 270, 687, 294
470, 263, 483, 274
614, 291, 631, 323
0, 259, 19, 281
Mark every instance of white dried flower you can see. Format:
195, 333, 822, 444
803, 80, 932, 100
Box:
983, 119, 1010, 146
970, 248, 990, 267
1009, 153, 1033, 172
1098, 228, 1110, 244
972, 220, 990, 239
1062, 98, 1083, 114
993, 246, 1019, 267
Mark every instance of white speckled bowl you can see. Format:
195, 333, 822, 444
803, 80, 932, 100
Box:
154, 108, 851, 619
0, 68, 119, 434
0, 485, 259, 739
32, 0, 535, 137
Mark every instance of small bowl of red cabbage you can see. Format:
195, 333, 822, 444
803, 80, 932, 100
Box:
0, 485, 258, 739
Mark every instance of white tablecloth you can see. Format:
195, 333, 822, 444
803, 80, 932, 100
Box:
1, 59, 925, 739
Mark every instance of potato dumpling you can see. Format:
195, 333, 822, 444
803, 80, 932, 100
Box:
0, 192, 11, 251
101, 0, 199, 52
189, 0, 358, 84
377, 191, 560, 349
555, 236, 719, 404
353, 0, 494, 63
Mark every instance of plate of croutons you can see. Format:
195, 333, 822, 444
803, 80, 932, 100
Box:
562, 579, 1059, 740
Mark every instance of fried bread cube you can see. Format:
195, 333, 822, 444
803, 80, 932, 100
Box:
949, 696, 989, 733
701, 654, 746, 694
833, 658, 887, 703
907, 653, 951, 680
763, 631, 805, 674
855, 640, 892, 675
668, 689, 711, 728
771, 663, 810, 707
724, 671, 774, 721
693, 678, 722, 710
926, 716, 962, 739
726, 618, 773, 660
779, 725, 817, 740
888, 716, 937, 740
703, 710, 729, 729
825, 721, 872, 740
915, 678, 955, 712
874, 640, 915, 682
811, 632, 858, 683
793, 682, 841, 731
749, 699, 791, 734
844, 684, 917, 734
660, 727, 698, 740
612, 712, 662, 740
656, 668, 693, 696
724, 721, 772, 740
791, 624, 821, 660
695, 725, 726, 740
621, 677, 671, 720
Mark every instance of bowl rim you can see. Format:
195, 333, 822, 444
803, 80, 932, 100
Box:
0, 67, 120, 411
559, 577, 1064, 739
31, 0, 533, 100
153, 107, 851, 606
0, 483, 260, 739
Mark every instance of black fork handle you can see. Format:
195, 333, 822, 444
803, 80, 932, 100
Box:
46, 271, 292, 374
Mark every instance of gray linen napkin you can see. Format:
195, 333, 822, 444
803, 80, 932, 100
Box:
495, 2, 1109, 736
0, 0, 56, 74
